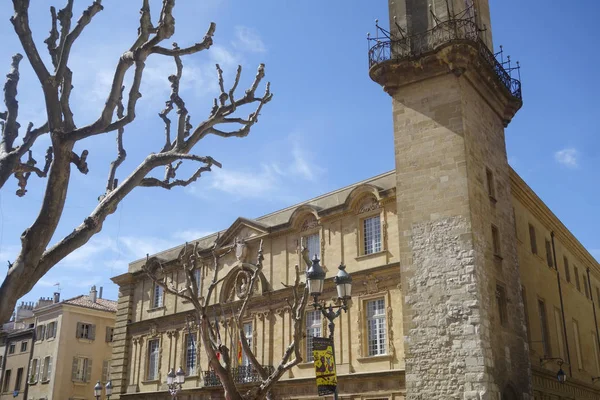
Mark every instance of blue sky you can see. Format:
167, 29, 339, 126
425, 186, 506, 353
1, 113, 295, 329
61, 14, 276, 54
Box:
0, 0, 598, 305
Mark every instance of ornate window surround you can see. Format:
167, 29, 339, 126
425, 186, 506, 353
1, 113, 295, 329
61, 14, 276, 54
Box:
354, 194, 387, 260
355, 287, 395, 363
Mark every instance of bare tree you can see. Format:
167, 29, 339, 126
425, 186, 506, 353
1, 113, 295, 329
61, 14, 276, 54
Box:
0, 0, 273, 324
143, 239, 309, 400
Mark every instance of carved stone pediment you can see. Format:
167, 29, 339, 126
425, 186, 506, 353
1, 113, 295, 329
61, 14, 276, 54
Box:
219, 217, 269, 250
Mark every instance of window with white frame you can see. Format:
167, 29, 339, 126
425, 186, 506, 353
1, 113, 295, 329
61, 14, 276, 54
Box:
366, 298, 387, 356
41, 356, 52, 381
147, 339, 160, 380
76, 322, 95, 340
304, 233, 320, 261
152, 283, 164, 308
241, 322, 253, 367
363, 215, 382, 255
185, 333, 197, 376
46, 321, 57, 339
306, 310, 322, 362
194, 269, 202, 293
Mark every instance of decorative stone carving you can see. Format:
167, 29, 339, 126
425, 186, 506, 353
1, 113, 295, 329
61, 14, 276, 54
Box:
358, 197, 380, 214
356, 309, 363, 357
234, 237, 248, 262
257, 310, 273, 321
166, 329, 178, 339
363, 273, 380, 294
301, 214, 319, 232
148, 322, 159, 337
387, 305, 396, 357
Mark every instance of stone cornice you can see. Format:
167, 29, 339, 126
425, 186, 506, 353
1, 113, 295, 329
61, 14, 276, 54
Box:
510, 168, 600, 277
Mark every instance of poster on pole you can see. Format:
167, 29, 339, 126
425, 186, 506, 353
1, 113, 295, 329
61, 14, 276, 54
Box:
312, 337, 337, 396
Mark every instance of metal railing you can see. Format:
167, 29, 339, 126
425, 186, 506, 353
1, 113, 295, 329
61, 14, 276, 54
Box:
203, 365, 275, 387
368, 18, 522, 100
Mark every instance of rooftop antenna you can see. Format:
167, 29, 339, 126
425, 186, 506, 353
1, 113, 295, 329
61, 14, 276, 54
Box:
53, 282, 62, 293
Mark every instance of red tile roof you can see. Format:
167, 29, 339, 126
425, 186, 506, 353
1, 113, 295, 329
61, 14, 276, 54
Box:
62, 295, 117, 313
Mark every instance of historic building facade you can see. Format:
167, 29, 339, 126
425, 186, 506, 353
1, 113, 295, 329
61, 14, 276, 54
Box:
109, 1, 600, 399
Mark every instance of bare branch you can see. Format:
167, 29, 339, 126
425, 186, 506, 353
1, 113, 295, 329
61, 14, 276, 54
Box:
43, 6, 59, 68
55, 1, 104, 81
11, 1, 51, 83
1, 53, 23, 152
14, 147, 52, 197
70, 150, 89, 174
105, 86, 126, 193
60, 67, 75, 131
151, 22, 216, 56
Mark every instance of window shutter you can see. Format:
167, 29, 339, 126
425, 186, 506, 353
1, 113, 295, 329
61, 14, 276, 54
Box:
53, 322, 57, 338
71, 357, 78, 381
89, 324, 96, 340
105, 326, 110, 342
102, 360, 109, 382
85, 358, 93, 382
35, 358, 40, 382
46, 357, 52, 381
27, 359, 33, 383
76, 322, 82, 338
41, 325, 46, 341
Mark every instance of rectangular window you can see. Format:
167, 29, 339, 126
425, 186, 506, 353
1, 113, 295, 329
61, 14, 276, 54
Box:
363, 215, 382, 255
41, 356, 52, 382
537, 299, 550, 357
186, 334, 197, 376
72, 357, 90, 382
304, 233, 320, 261
28, 358, 38, 384
573, 319, 583, 370
584, 275, 590, 299
366, 298, 387, 356
306, 310, 322, 362
76, 322, 95, 340
545, 240, 553, 268
496, 285, 507, 326
147, 339, 160, 380
241, 322, 253, 367
152, 284, 164, 308
194, 269, 201, 293
106, 326, 114, 342
46, 321, 57, 339
564, 256, 571, 283
553, 307, 566, 360
36, 325, 45, 341
486, 167, 496, 199
593, 332, 600, 375
14, 368, 23, 391
2, 370, 10, 393
574, 266, 581, 291
20, 341, 27, 352
491, 225, 501, 257
8, 343, 15, 354
102, 360, 112, 384
528, 224, 538, 255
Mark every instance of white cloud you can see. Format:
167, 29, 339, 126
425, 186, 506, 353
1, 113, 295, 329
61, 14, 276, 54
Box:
208, 165, 278, 198
554, 148, 579, 168
233, 26, 267, 53
119, 236, 179, 260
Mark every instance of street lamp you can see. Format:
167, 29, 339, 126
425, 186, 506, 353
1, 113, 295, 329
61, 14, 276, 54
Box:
306, 257, 353, 400
94, 381, 102, 400
105, 380, 113, 400
540, 357, 567, 384
167, 366, 185, 399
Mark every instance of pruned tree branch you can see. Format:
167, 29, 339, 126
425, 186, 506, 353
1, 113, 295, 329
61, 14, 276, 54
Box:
0, 10, 275, 400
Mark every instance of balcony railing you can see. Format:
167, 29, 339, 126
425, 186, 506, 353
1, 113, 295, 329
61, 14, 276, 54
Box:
368, 18, 522, 100
203, 365, 275, 387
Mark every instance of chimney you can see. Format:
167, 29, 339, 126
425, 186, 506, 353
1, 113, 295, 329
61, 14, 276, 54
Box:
90, 285, 97, 303
53, 292, 60, 304
99, 286, 103, 299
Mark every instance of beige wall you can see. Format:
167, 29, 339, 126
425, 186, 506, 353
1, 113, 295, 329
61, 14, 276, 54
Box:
112, 194, 405, 398
27, 305, 115, 400
0, 332, 32, 400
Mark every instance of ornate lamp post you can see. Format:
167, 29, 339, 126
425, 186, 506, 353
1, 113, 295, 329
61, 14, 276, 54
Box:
94, 381, 102, 400
167, 366, 185, 399
540, 357, 567, 383
306, 256, 352, 400
105, 380, 113, 400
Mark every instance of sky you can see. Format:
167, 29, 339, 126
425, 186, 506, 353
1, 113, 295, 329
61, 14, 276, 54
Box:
0, 0, 598, 306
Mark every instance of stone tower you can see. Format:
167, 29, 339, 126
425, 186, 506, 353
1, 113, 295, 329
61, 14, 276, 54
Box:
369, 1, 530, 399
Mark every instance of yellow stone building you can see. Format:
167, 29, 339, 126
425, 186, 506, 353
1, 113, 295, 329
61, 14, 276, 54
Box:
109, 1, 600, 399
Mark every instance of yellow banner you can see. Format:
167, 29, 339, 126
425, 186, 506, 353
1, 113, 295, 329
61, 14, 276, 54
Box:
313, 337, 337, 396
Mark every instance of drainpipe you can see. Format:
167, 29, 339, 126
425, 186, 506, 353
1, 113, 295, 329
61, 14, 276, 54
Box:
586, 268, 600, 353
551, 231, 572, 376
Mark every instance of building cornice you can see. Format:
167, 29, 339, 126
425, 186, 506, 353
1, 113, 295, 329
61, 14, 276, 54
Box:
510, 168, 600, 277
